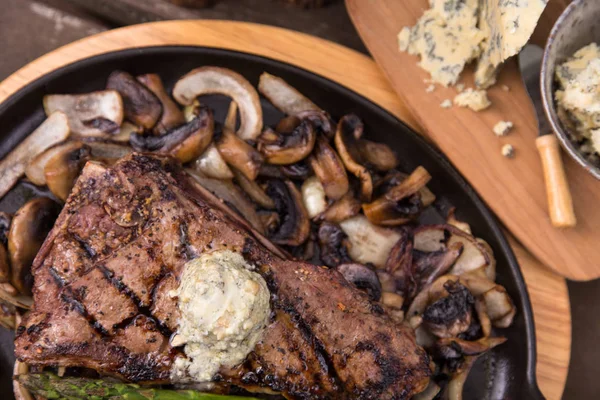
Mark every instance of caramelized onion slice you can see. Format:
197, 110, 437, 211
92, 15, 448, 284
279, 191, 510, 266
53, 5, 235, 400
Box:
173, 67, 263, 140
258, 72, 320, 115
339, 215, 401, 268
0, 111, 71, 199
44, 91, 123, 137
191, 144, 234, 180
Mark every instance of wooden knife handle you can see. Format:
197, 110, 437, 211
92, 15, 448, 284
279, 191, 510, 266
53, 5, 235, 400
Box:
535, 134, 576, 228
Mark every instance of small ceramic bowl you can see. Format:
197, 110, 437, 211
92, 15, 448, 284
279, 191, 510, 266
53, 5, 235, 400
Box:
541, 0, 600, 180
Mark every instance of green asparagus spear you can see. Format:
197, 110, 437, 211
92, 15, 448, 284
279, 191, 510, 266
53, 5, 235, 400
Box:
16, 373, 260, 400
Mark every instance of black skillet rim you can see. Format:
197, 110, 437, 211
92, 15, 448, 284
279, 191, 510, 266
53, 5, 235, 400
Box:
0, 45, 543, 399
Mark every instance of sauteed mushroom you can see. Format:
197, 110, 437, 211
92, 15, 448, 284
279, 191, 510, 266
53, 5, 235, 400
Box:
173, 67, 263, 140
317, 222, 351, 268
8, 197, 60, 295
86, 141, 132, 165
215, 127, 263, 181
319, 191, 361, 223
107, 70, 162, 130
308, 136, 349, 200
258, 72, 320, 115
137, 73, 185, 134
258, 119, 317, 165
422, 280, 474, 338
337, 263, 382, 301
265, 179, 310, 246
44, 142, 91, 201
130, 105, 214, 163
334, 114, 373, 201
358, 140, 399, 172
297, 110, 335, 140
363, 166, 431, 225
44, 91, 123, 137
0, 111, 71, 199
26, 141, 86, 186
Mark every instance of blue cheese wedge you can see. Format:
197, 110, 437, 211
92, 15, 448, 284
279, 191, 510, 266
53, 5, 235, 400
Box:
475, 0, 548, 88
399, 0, 548, 89
555, 45, 600, 156
454, 88, 491, 111
398, 0, 484, 86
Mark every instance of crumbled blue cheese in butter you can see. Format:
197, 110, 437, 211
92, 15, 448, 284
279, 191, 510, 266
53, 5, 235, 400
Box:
399, 0, 548, 89
170, 250, 271, 383
556, 44, 600, 157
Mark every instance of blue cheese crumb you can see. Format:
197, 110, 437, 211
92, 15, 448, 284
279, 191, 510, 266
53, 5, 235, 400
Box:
440, 99, 453, 109
425, 84, 436, 93
493, 121, 513, 136
454, 89, 491, 111
501, 144, 515, 158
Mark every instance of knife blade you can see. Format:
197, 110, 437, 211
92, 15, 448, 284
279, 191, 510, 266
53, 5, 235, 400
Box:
518, 44, 576, 228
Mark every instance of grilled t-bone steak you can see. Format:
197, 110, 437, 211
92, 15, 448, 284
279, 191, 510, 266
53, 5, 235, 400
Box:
15, 154, 430, 399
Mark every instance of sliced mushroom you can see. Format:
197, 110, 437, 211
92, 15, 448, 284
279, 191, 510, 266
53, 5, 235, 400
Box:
319, 191, 361, 224
413, 242, 464, 290
358, 140, 399, 172
422, 280, 474, 338
186, 169, 264, 234
106, 70, 162, 130
191, 144, 234, 180
413, 225, 493, 280
137, 73, 185, 134
258, 119, 316, 164
339, 214, 402, 268
281, 162, 312, 180
334, 114, 372, 201
173, 67, 263, 140
385, 231, 415, 301
258, 72, 320, 115
0, 243, 9, 284
337, 263, 382, 301
224, 100, 238, 132
446, 207, 472, 235
0, 111, 71, 199
44, 142, 91, 201
8, 197, 61, 295
25, 141, 84, 186
363, 166, 431, 225
301, 176, 327, 218
265, 179, 310, 246
130, 105, 214, 163
44, 91, 123, 137
297, 110, 335, 140
232, 169, 275, 209
275, 115, 301, 134
308, 136, 349, 200
215, 127, 263, 181
317, 222, 351, 268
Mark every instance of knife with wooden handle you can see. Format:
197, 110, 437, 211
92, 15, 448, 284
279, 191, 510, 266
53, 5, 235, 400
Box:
519, 44, 576, 228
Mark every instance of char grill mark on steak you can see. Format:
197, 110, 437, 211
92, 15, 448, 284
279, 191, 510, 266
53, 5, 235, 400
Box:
15, 154, 430, 398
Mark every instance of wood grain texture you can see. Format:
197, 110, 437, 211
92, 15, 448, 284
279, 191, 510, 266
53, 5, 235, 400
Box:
345, 0, 599, 281
0, 20, 569, 399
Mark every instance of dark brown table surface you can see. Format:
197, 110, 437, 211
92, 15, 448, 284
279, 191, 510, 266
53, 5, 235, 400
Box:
0, 1, 594, 398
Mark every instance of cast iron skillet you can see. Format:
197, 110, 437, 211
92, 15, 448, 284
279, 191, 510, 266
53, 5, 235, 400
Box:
0, 46, 542, 400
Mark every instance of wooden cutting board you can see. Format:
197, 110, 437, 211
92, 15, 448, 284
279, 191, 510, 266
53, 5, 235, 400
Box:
0, 20, 570, 399
345, 0, 600, 281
